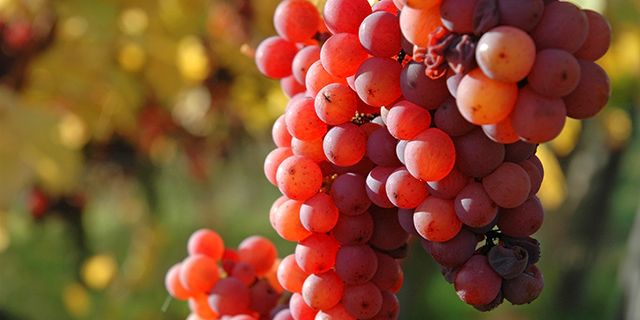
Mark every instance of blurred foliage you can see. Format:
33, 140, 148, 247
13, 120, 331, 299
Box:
0, 0, 638, 319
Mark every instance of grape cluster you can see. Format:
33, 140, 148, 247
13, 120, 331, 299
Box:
256, 0, 611, 317
165, 229, 284, 319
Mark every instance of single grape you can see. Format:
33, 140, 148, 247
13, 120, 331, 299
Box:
414, 196, 462, 242
454, 255, 502, 306
324, 123, 367, 167
527, 48, 581, 99
573, 9, 612, 61
475, 25, 536, 83
496, 0, 544, 32
456, 68, 518, 125
404, 128, 456, 182
302, 270, 344, 310
187, 229, 225, 261
359, 11, 402, 58
321, 33, 370, 78
273, 0, 321, 43
354, 57, 403, 107
276, 155, 323, 201
529, 1, 588, 53
255, 36, 299, 79
323, 0, 373, 35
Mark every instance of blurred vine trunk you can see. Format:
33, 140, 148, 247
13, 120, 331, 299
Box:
550, 103, 637, 318
621, 205, 640, 320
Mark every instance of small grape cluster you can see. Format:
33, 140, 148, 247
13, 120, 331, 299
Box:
164, 229, 285, 320
255, 0, 611, 317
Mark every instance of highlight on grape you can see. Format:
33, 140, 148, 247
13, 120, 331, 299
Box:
167, 0, 612, 318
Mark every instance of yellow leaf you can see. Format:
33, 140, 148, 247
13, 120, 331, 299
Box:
63, 282, 90, 318
81, 254, 118, 290
537, 144, 567, 210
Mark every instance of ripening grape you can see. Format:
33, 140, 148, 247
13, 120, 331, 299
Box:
496, 0, 544, 31
237, 235, 277, 276
497, 196, 544, 238
208, 277, 251, 316
277, 254, 310, 294
292, 45, 321, 86
324, 123, 367, 167
399, 4, 442, 47
423, 227, 477, 268
369, 205, 410, 251
331, 211, 374, 245
502, 264, 544, 305
481, 114, 520, 144
335, 245, 379, 285
281, 75, 306, 98
563, 59, 611, 119
180, 254, 220, 293
188, 229, 225, 261
426, 166, 471, 200
276, 155, 323, 201
314, 83, 358, 126
439, 0, 477, 34
255, 36, 299, 79
404, 128, 456, 182
273, 199, 313, 241
264, 147, 294, 186
354, 57, 403, 107
482, 162, 531, 208
518, 159, 543, 198
306, 60, 350, 97
285, 97, 328, 141
249, 279, 281, 316
414, 196, 463, 242
367, 128, 403, 167
291, 137, 327, 163
321, 33, 370, 78
272, 114, 293, 148
302, 270, 344, 310
300, 193, 340, 234
323, 0, 373, 35
273, 0, 321, 43
165, 263, 193, 300
475, 26, 536, 84
290, 292, 319, 319
189, 293, 219, 319
529, 1, 588, 53
385, 100, 433, 140
370, 251, 401, 291
510, 86, 567, 144
434, 97, 475, 137
342, 282, 384, 319
573, 10, 612, 61
456, 68, 519, 125
504, 140, 537, 163
371, 290, 400, 320
453, 127, 505, 178
527, 48, 581, 99
231, 262, 257, 286
454, 182, 499, 228
385, 166, 430, 209
359, 11, 402, 58
366, 166, 396, 208
331, 173, 372, 216
315, 303, 356, 320
400, 61, 450, 110
295, 233, 341, 274
454, 255, 502, 306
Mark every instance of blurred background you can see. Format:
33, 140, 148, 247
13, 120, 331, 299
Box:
0, 0, 638, 319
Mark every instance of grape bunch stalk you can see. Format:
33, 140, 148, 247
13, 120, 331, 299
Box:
166, 0, 612, 318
